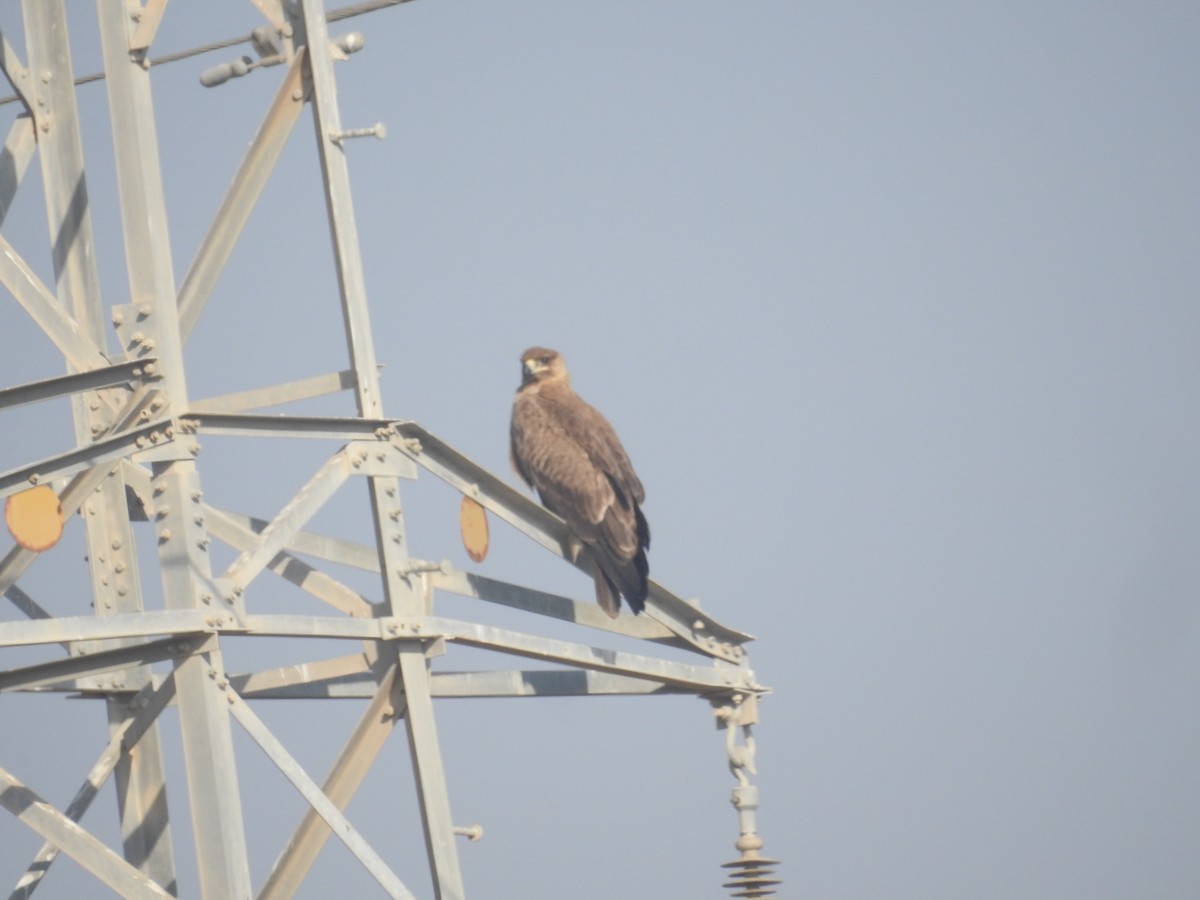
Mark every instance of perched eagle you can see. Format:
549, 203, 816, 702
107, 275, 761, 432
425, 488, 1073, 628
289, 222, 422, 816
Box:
510, 347, 650, 617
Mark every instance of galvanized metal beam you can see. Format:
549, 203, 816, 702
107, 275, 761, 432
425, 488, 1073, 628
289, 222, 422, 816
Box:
0, 610, 223, 647
177, 50, 309, 341
421, 615, 756, 693
0, 606, 748, 692
188, 411, 399, 441
23, 0, 104, 337
230, 651, 372, 699
127, 0, 168, 55
189, 369, 355, 414
395, 643, 465, 900
236, 666, 691, 700
240, 613, 381, 640
227, 678, 417, 899
299, 0, 383, 419
221, 449, 353, 593
258, 663, 404, 898
205, 505, 373, 617
97, 0, 185, 406
0, 360, 157, 412
0, 634, 191, 694
0, 28, 32, 112
9, 675, 177, 899
148, 462, 252, 900
204, 503, 381, 573
0, 115, 36, 227
1, 586, 53, 632
0, 765, 174, 900
0, 419, 171, 501
160, 635, 254, 899
431, 566, 676, 642
427, 668, 689, 699
0, 233, 109, 371
98, 2, 251, 892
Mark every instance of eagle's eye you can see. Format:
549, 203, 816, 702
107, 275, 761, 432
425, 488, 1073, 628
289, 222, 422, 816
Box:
539, 355, 552, 364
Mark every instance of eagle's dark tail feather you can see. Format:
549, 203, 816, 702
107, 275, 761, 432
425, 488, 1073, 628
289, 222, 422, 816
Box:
592, 543, 648, 616
593, 570, 621, 619
591, 501, 650, 616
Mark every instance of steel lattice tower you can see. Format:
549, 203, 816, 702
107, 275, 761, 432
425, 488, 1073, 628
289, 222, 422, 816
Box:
0, 3, 775, 897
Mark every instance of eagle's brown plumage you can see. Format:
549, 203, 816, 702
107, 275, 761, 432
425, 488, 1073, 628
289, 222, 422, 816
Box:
510, 347, 650, 617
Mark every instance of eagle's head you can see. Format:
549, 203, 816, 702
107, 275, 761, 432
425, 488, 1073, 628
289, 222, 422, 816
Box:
519, 347, 568, 387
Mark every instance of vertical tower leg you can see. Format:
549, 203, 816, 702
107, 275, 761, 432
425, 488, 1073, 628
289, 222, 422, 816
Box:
98, 3, 251, 895
24, 0, 176, 890
154, 463, 252, 900
296, 0, 468, 893
397, 644, 466, 900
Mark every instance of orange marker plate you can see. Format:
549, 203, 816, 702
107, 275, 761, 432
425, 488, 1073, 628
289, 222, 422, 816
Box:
459, 495, 489, 563
6, 484, 64, 552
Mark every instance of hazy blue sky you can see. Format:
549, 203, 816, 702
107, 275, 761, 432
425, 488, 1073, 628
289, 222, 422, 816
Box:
2, 2, 1199, 898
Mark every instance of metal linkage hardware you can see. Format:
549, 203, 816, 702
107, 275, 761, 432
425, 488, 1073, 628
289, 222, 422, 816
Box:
714, 694, 781, 898
200, 29, 364, 87
329, 122, 387, 144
